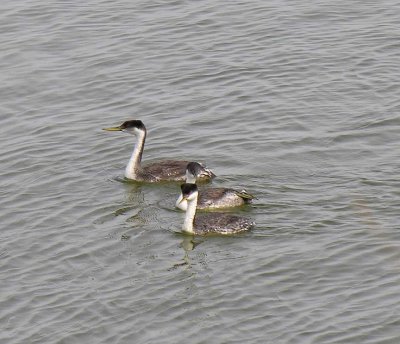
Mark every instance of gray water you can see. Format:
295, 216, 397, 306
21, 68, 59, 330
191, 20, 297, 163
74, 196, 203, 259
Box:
1, 1, 400, 343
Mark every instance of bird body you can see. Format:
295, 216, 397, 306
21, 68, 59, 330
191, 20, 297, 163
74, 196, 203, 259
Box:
176, 187, 254, 210
176, 162, 254, 210
128, 160, 196, 183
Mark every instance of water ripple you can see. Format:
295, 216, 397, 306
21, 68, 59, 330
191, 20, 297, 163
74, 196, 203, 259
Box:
1, 0, 400, 343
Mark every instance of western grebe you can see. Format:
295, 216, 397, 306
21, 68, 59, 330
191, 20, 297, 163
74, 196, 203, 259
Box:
176, 162, 255, 210
179, 183, 255, 235
103, 120, 215, 182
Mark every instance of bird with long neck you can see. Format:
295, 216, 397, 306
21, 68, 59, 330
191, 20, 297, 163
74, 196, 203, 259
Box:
179, 183, 255, 235
103, 120, 215, 182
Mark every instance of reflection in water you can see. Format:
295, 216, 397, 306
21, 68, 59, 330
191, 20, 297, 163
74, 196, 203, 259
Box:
169, 235, 203, 270
350, 195, 379, 229
109, 184, 145, 218
181, 235, 196, 252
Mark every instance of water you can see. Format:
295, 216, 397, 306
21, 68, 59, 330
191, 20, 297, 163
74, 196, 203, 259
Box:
1, 1, 400, 343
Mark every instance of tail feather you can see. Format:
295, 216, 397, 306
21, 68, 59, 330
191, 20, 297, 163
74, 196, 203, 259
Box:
236, 189, 255, 201
198, 164, 216, 180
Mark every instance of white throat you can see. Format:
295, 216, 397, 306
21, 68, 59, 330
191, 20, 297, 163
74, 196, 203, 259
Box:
125, 129, 146, 179
185, 171, 197, 184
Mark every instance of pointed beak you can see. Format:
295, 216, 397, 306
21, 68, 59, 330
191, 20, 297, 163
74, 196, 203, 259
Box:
102, 126, 122, 131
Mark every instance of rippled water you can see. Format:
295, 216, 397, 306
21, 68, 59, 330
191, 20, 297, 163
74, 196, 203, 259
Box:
1, 1, 400, 343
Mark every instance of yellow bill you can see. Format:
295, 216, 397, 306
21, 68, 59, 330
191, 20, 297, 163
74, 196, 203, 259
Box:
102, 126, 122, 131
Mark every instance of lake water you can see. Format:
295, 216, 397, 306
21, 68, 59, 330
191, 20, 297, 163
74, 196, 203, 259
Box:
1, 1, 400, 343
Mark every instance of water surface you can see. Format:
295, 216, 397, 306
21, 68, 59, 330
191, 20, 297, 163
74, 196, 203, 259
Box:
1, 1, 400, 343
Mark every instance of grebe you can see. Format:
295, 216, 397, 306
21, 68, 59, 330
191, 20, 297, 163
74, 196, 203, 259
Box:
176, 162, 255, 210
179, 183, 254, 235
103, 120, 215, 182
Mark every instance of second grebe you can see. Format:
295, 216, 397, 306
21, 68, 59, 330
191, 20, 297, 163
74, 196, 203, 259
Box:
176, 162, 255, 210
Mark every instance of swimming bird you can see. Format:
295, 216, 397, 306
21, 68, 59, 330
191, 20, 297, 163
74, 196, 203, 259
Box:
179, 183, 255, 235
176, 162, 255, 210
103, 120, 215, 182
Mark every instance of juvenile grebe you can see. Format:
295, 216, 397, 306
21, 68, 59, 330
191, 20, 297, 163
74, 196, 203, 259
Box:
103, 120, 215, 182
179, 183, 254, 235
176, 162, 255, 210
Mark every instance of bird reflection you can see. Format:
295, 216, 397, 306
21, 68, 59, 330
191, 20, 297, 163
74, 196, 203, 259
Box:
169, 235, 203, 270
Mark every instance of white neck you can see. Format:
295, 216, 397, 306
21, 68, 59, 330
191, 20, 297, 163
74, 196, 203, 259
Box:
182, 192, 198, 234
125, 129, 146, 179
185, 171, 197, 184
